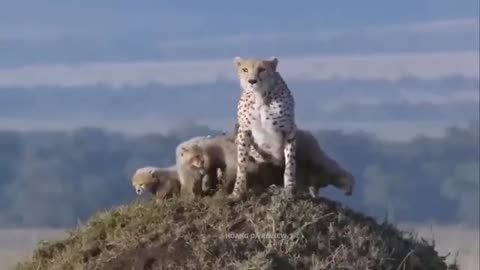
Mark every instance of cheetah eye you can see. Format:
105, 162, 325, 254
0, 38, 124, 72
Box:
258, 67, 265, 73
242, 68, 248, 73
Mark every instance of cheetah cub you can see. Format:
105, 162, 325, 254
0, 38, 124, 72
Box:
131, 166, 182, 203
179, 143, 226, 193
231, 57, 297, 200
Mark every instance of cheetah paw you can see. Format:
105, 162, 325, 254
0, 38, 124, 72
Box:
285, 184, 297, 193
227, 192, 246, 202
282, 185, 298, 198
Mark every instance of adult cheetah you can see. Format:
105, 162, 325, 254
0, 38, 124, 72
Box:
231, 57, 297, 200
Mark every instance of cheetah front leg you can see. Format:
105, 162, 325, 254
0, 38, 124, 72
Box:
283, 128, 297, 193
201, 174, 214, 193
229, 130, 252, 201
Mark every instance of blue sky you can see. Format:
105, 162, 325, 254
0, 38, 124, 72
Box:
0, 1, 478, 140
0, 0, 478, 83
1, 0, 478, 68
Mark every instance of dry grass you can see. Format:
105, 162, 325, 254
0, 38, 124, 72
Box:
14, 188, 457, 270
6, 225, 476, 270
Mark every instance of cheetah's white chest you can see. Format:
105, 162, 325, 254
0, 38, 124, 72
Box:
250, 102, 284, 161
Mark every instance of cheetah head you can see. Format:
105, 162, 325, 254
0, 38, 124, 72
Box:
180, 145, 207, 173
131, 167, 163, 195
234, 57, 278, 93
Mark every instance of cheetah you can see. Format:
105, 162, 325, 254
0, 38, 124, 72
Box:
231, 57, 297, 200
179, 143, 227, 193
175, 136, 214, 197
131, 166, 182, 203
177, 131, 239, 193
178, 134, 266, 194
180, 125, 355, 197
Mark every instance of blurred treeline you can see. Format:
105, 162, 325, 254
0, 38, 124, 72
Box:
0, 123, 478, 228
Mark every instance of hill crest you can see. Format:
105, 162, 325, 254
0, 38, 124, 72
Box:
16, 188, 457, 270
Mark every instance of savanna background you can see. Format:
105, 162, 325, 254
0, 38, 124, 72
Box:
0, 1, 478, 269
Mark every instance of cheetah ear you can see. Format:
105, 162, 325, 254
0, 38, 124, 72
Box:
148, 169, 156, 177
234, 56, 243, 66
180, 146, 188, 156
269, 57, 278, 71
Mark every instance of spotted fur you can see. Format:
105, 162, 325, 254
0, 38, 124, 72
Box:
231, 57, 297, 200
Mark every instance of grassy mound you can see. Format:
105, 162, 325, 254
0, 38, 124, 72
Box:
16, 188, 457, 270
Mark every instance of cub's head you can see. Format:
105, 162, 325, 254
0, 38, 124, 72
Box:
234, 57, 278, 93
180, 144, 206, 172
131, 166, 163, 195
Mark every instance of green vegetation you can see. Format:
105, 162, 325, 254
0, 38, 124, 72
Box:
16, 188, 458, 270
